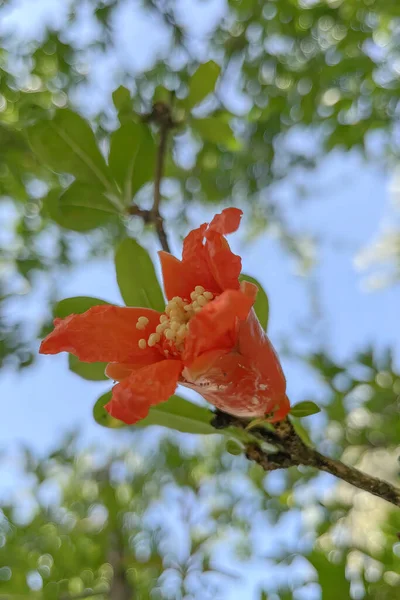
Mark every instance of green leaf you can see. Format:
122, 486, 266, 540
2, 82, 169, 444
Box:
109, 121, 150, 201
27, 109, 112, 188
153, 85, 170, 103
290, 401, 321, 418
137, 395, 216, 434
68, 354, 107, 381
184, 61, 221, 109
54, 296, 109, 319
44, 186, 116, 232
291, 418, 313, 447
225, 440, 244, 455
93, 393, 216, 434
191, 117, 239, 149
112, 86, 131, 113
115, 238, 165, 311
240, 274, 269, 331
93, 391, 126, 429
131, 125, 156, 196
60, 181, 119, 214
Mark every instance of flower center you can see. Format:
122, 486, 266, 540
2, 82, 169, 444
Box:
136, 286, 214, 356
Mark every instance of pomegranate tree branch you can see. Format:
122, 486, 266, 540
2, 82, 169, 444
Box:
129, 102, 176, 252
212, 411, 400, 508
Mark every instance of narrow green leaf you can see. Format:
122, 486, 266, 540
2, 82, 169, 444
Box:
109, 121, 144, 201
93, 391, 126, 429
153, 85, 170, 103
290, 401, 321, 418
184, 61, 221, 109
191, 117, 239, 150
291, 418, 313, 447
112, 86, 131, 112
225, 440, 244, 455
136, 395, 216, 434
115, 238, 165, 311
27, 109, 112, 188
131, 125, 156, 196
68, 354, 108, 381
240, 274, 269, 331
93, 392, 216, 434
44, 187, 115, 232
54, 296, 109, 319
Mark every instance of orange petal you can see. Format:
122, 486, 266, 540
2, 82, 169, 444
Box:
237, 309, 286, 397
182, 224, 219, 292
266, 394, 291, 423
158, 251, 197, 301
182, 350, 289, 420
105, 359, 183, 424
105, 353, 159, 381
40, 305, 162, 363
208, 207, 242, 234
183, 289, 254, 365
205, 230, 241, 291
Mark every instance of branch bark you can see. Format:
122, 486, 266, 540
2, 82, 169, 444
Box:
212, 411, 400, 508
130, 101, 175, 253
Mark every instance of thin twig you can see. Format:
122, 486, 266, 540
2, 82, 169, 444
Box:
152, 119, 170, 252
213, 411, 400, 508
134, 101, 175, 253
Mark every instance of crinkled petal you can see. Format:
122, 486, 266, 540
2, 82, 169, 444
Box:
182, 350, 288, 419
158, 251, 197, 301
105, 353, 160, 382
237, 309, 286, 396
183, 289, 254, 365
208, 207, 242, 235
205, 230, 241, 291
181, 224, 218, 292
40, 305, 162, 363
105, 359, 183, 424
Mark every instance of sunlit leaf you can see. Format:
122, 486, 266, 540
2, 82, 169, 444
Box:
225, 440, 244, 455
131, 124, 156, 196
290, 401, 321, 418
115, 238, 165, 311
68, 354, 107, 381
44, 187, 115, 232
191, 117, 239, 150
54, 296, 109, 319
93, 392, 216, 434
93, 391, 126, 429
240, 274, 269, 331
27, 109, 113, 188
184, 61, 221, 109
112, 85, 131, 113
109, 121, 153, 201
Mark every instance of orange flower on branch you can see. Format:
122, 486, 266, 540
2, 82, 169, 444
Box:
40, 208, 290, 425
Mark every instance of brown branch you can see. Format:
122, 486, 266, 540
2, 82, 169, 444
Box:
212, 410, 400, 508
152, 118, 170, 252
131, 101, 176, 253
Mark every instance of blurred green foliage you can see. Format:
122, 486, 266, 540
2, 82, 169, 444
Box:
0, 1, 400, 597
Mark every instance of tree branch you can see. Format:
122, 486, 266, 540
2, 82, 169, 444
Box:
130, 101, 175, 253
152, 118, 170, 252
212, 411, 400, 508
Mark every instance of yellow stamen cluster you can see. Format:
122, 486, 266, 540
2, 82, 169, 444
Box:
136, 286, 214, 353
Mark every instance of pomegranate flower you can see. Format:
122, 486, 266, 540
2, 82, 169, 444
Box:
40, 208, 290, 425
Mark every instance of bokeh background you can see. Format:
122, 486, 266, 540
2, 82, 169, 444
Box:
0, 1, 400, 599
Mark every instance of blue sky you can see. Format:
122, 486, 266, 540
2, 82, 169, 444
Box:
1, 1, 400, 598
